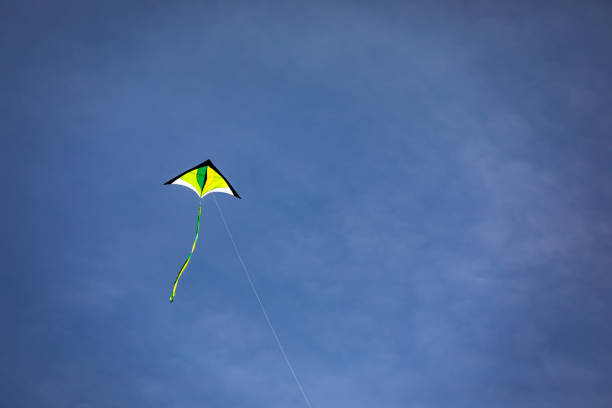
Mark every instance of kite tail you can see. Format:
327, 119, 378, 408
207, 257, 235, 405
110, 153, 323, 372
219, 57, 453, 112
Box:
169, 201, 202, 303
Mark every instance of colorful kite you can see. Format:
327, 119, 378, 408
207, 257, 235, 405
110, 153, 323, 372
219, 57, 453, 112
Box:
164, 160, 240, 302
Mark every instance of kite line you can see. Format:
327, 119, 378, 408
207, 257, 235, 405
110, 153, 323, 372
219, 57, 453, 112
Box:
213, 194, 314, 408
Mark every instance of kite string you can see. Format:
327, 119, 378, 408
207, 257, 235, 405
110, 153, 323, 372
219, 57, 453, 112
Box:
212, 195, 314, 408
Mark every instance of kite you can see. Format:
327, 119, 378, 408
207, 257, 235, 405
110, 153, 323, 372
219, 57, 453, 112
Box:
164, 160, 240, 302
164, 160, 313, 408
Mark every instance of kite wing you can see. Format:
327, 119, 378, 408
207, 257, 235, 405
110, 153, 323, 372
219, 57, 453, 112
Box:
164, 160, 240, 302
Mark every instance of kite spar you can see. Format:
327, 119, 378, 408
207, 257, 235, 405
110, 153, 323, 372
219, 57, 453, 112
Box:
164, 160, 240, 302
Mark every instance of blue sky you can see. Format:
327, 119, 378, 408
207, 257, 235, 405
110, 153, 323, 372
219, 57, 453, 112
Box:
2, 1, 612, 407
